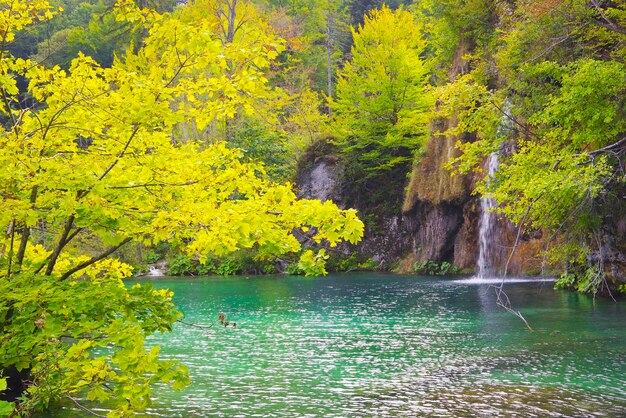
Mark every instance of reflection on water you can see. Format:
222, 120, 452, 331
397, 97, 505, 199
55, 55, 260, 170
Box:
54, 274, 626, 417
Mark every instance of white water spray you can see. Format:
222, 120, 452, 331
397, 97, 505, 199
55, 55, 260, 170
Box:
147, 265, 164, 276
476, 152, 499, 279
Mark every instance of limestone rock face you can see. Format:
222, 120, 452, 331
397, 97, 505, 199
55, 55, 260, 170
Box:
400, 116, 480, 272
403, 119, 471, 211
295, 153, 414, 267
294, 140, 546, 275
294, 41, 624, 284
295, 155, 343, 204
402, 147, 547, 275
601, 199, 626, 285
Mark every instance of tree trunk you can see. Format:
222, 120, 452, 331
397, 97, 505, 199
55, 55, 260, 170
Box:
326, 13, 333, 114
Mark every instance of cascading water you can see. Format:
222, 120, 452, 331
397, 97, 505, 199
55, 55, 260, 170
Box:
147, 265, 164, 276
476, 152, 499, 279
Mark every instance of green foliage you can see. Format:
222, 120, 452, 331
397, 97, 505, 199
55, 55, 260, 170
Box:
265, 0, 351, 95
555, 272, 577, 290
555, 268, 607, 294
0, 1, 363, 416
168, 254, 195, 276
284, 262, 304, 276
0, 377, 14, 417
145, 250, 161, 264
228, 118, 292, 182
0, 265, 189, 416
214, 257, 243, 276
413, 260, 459, 276
416, 0, 497, 76
432, 0, 626, 291
168, 251, 277, 276
297, 249, 329, 276
325, 251, 379, 272
331, 5, 432, 211
20, 0, 177, 69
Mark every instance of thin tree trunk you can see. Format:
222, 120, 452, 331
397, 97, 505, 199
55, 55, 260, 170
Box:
226, 0, 238, 43
224, 0, 238, 141
6, 219, 15, 278
137, 242, 143, 263
15, 186, 38, 268
326, 13, 333, 113
45, 215, 75, 276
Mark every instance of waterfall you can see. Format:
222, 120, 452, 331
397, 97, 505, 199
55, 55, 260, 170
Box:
476, 152, 499, 279
147, 265, 164, 276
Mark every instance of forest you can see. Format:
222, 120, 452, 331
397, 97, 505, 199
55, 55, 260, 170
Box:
0, 0, 625, 416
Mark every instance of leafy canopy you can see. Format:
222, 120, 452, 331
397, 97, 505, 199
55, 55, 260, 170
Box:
0, 0, 363, 416
330, 5, 432, 211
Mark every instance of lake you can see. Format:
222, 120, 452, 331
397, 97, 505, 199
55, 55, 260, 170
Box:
49, 273, 626, 416
131, 273, 626, 417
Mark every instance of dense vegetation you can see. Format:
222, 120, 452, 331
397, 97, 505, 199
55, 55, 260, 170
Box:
0, 0, 625, 416
0, 1, 364, 416
427, 0, 626, 294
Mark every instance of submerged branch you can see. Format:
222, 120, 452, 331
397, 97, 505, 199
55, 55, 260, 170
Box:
64, 395, 107, 418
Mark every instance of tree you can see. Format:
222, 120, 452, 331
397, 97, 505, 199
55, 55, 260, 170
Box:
163, 0, 330, 180
0, 1, 363, 416
331, 5, 432, 211
264, 0, 351, 101
17, 0, 179, 69
347, 0, 411, 26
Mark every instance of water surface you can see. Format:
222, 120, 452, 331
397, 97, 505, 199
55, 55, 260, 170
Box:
133, 273, 626, 417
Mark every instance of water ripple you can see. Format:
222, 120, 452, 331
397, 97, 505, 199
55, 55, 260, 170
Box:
129, 274, 626, 417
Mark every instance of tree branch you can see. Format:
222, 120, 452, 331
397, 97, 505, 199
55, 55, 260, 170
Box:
59, 237, 133, 281
106, 180, 198, 189
6, 219, 15, 278
95, 126, 140, 183
45, 214, 76, 275
33, 227, 83, 275
64, 395, 107, 418
588, 136, 626, 156
590, 0, 626, 34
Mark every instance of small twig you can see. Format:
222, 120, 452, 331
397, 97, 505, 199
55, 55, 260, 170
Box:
491, 100, 541, 141
176, 319, 215, 329
106, 180, 199, 189
64, 395, 107, 418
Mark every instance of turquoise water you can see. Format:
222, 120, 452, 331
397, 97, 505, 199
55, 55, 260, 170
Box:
135, 274, 626, 417
54, 274, 626, 416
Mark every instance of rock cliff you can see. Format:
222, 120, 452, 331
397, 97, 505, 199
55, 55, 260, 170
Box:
295, 127, 547, 275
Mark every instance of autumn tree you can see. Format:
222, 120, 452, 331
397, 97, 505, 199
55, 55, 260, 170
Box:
153, 0, 328, 180
0, 1, 363, 416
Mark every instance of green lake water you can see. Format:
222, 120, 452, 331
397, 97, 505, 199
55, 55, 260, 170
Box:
60, 274, 626, 416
